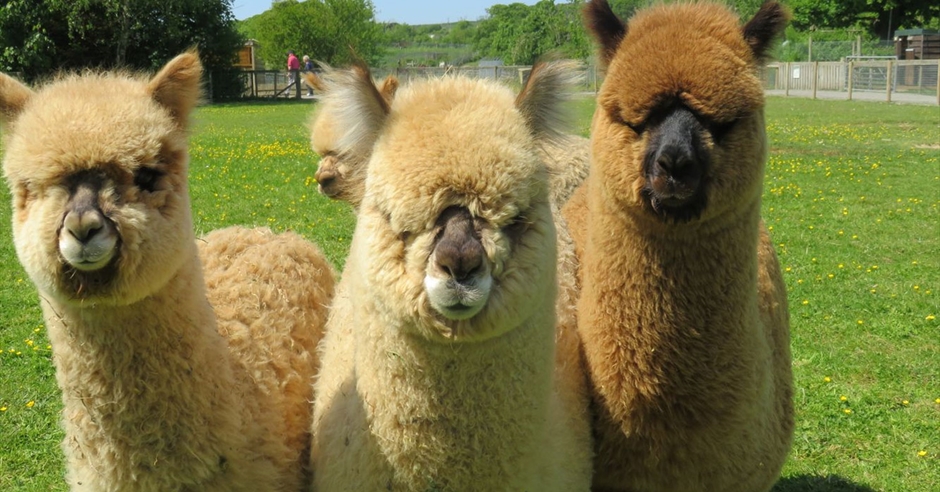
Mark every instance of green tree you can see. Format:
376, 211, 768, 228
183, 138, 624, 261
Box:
788, 0, 939, 39
0, 0, 243, 97
474, 1, 589, 65
239, 0, 381, 68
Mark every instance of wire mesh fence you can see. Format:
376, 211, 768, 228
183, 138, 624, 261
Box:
762, 59, 939, 104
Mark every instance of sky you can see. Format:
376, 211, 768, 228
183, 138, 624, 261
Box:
231, 0, 538, 25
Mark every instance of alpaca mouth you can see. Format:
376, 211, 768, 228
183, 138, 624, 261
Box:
643, 185, 707, 223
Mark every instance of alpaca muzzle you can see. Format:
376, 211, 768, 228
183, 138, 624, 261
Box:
315, 155, 340, 197
59, 180, 118, 271
643, 107, 709, 220
424, 206, 492, 320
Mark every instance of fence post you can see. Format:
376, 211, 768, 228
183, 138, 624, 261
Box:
885, 60, 892, 103
812, 61, 818, 99
936, 59, 939, 106
784, 62, 790, 97
847, 61, 854, 101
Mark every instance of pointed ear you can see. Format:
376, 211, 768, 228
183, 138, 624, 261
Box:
0, 73, 35, 124
742, 1, 791, 62
147, 50, 203, 127
515, 59, 582, 143
320, 63, 390, 157
378, 75, 399, 103
583, 0, 626, 67
303, 71, 325, 92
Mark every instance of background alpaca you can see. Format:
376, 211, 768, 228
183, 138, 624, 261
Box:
0, 53, 334, 491
304, 69, 399, 207
305, 67, 590, 211
310, 61, 592, 491
565, 1, 794, 490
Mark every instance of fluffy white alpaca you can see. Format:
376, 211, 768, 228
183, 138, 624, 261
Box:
0, 52, 334, 491
310, 60, 593, 491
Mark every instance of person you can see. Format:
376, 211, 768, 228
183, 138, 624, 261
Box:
287, 50, 300, 88
303, 55, 314, 96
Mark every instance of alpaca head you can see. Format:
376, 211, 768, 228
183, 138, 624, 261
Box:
324, 61, 579, 341
584, 0, 788, 223
0, 52, 202, 306
307, 68, 398, 208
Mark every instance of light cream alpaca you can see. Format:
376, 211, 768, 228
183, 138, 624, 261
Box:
310, 61, 593, 491
564, 2, 794, 491
0, 52, 334, 491
304, 69, 399, 208
305, 67, 590, 211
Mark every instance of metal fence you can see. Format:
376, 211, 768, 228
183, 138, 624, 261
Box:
762, 59, 940, 104
218, 60, 939, 105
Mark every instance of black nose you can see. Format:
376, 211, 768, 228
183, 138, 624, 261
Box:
645, 107, 706, 196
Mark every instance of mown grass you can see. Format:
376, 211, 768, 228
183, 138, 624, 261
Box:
0, 96, 937, 491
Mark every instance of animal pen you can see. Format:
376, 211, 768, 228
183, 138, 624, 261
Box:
762, 59, 939, 105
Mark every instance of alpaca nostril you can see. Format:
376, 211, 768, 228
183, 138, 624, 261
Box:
438, 246, 483, 282
64, 209, 106, 244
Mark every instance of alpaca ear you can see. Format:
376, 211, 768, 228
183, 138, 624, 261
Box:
147, 50, 203, 127
515, 59, 581, 143
0, 73, 34, 124
320, 63, 390, 157
583, 0, 626, 67
303, 71, 325, 92
742, 1, 791, 62
378, 75, 399, 103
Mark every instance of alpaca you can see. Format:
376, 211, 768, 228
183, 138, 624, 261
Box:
564, 1, 795, 491
0, 52, 335, 491
310, 60, 593, 491
304, 69, 399, 207
305, 67, 590, 211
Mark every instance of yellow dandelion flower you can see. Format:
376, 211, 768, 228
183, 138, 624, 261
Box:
828, 273, 835, 279
802, 300, 809, 305
0, 406, 7, 412
840, 395, 848, 401
824, 376, 832, 383
918, 451, 928, 457
838, 263, 844, 269
935, 398, 940, 404
843, 408, 852, 414
914, 285, 920, 291
927, 315, 936, 321
25, 401, 35, 408
857, 320, 864, 325
902, 400, 910, 406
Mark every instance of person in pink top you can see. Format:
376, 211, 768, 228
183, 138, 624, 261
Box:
287, 50, 300, 87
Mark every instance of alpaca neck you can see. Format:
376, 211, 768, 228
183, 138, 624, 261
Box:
41, 247, 243, 484
580, 180, 764, 408
354, 308, 555, 489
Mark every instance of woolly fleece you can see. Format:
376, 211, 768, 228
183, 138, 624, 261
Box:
565, 2, 795, 490
0, 53, 334, 491
310, 62, 592, 491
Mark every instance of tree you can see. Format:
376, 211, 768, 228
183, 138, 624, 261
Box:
239, 0, 382, 68
473, 1, 589, 65
0, 0, 243, 97
788, 0, 939, 39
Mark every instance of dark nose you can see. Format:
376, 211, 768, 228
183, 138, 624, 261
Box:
646, 107, 706, 193
434, 207, 484, 282
64, 182, 106, 244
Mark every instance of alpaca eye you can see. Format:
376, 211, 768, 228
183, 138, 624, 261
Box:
503, 214, 530, 242
134, 167, 163, 192
708, 120, 737, 143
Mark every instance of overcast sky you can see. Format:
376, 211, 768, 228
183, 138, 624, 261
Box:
230, 0, 539, 25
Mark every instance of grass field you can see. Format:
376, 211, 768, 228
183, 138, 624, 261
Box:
0, 96, 937, 490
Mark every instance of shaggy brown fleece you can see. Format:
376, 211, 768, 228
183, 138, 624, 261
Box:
565, 2, 794, 491
0, 52, 334, 491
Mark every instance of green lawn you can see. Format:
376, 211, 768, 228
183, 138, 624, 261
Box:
0, 96, 937, 490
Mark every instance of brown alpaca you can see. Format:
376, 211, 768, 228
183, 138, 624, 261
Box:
306, 67, 590, 211
565, 2, 794, 491
0, 53, 334, 490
